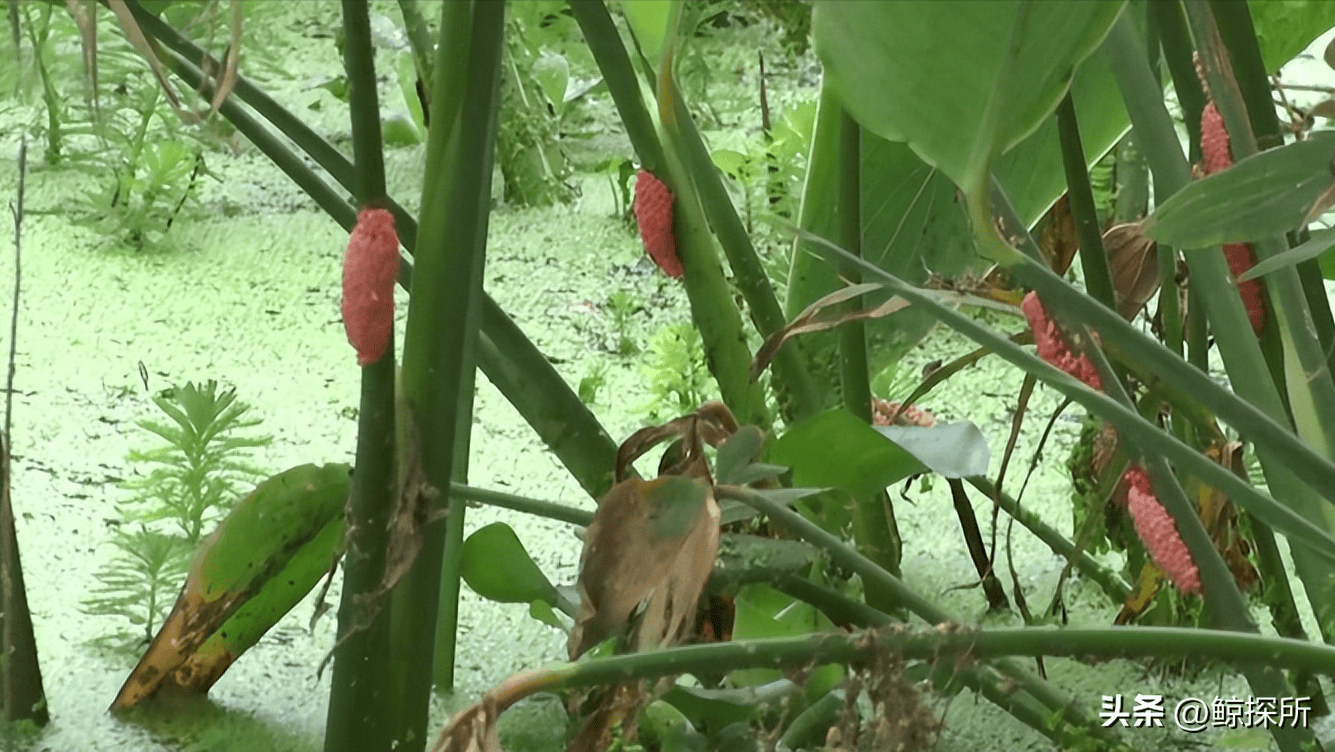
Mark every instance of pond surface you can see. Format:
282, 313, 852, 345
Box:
0, 4, 1333, 751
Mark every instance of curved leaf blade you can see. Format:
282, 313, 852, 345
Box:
873, 421, 991, 479
460, 522, 558, 605
813, 0, 1123, 191
111, 463, 351, 710
770, 409, 927, 497
1143, 132, 1335, 249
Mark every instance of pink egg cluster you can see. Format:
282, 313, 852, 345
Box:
341, 208, 399, 366
1021, 294, 1200, 594
1021, 291, 1103, 391
1200, 101, 1266, 337
633, 170, 683, 279
1123, 466, 1201, 595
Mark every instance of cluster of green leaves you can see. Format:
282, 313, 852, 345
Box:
639, 321, 717, 421
4, 2, 236, 249
83, 381, 270, 646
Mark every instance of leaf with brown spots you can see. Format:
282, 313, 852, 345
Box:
110, 463, 350, 710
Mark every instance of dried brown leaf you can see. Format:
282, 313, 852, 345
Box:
1103, 222, 1160, 319
107, 0, 181, 110
1035, 193, 1079, 275
752, 283, 909, 379
567, 475, 719, 658
64, 0, 98, 111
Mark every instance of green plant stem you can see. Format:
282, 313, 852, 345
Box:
667, 82, 822, 423
449, 483, 592, 526
1055, 94, 1115, 309
714, 485, 1109, 739
657, 88, 772, 429
325, 4, 397, 750
1153, 2, 1206, 159
556, 625, 1335, 687
478, 620, 1335, 749
966, 476, 1131, 603
836, 110, 902, 594
770, 576, 1108, 749
399, 0, 502, 730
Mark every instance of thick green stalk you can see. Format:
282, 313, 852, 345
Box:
667, 83, 823, 422
399, 3, 503, 748
403, 0, 476, 700
325, 4, 397, 750
836, 111, 902, 594
657, 94, 771, 428
1055, 94, 1116, 309
567, 625, 1335, 683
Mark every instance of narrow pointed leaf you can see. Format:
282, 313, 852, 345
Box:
1238, 227, 1335, 283
111, 463, 351, 709
1143, 132, 1335, 249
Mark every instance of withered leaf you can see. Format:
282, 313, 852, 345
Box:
1104, 222, 1160, 320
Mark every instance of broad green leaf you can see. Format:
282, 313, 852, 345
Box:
620, 0, 672, 62
1143, 132, 1335, 249
1239, 227, 1335, 282
787, 57, 1129, 387
461, 522, 558, 605
770, 409, 926, 497
1250, 1, 1335, 72
812, 1, 1123, 192
532, 49, 570, 115
872, 422, 991, 479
